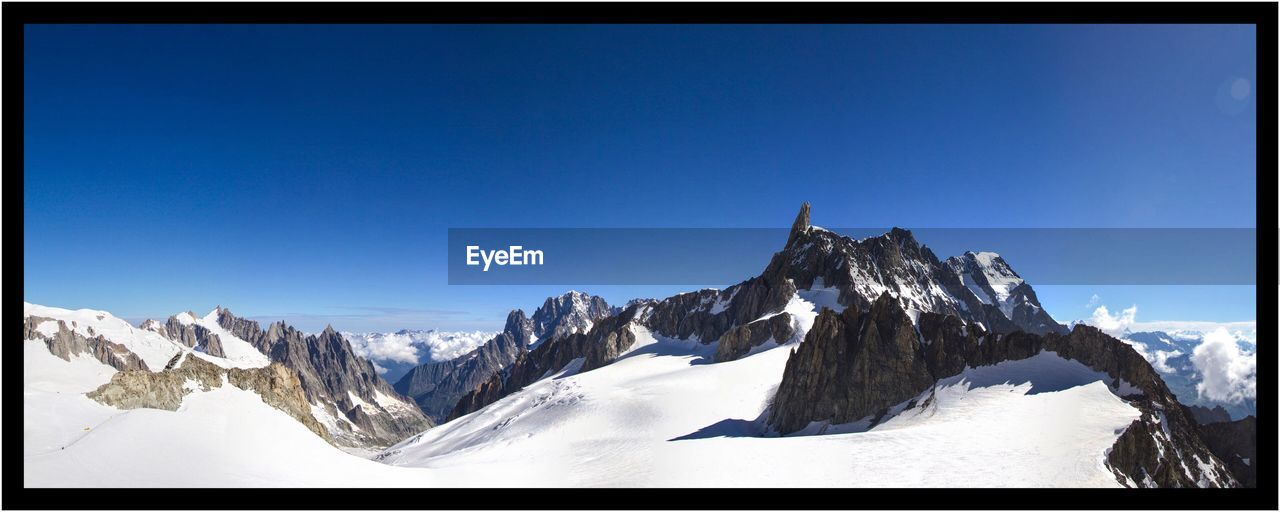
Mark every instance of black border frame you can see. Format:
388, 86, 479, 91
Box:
3, 2, 1275, 510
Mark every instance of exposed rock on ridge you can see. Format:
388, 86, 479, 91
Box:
767, 294, 1235, 488
1196, 416, 1256, 488
211, 308, 431, 447
448, 303, 648, 421
24, 316, 149, 372
394, 291, 615, 423
86, 355, 331, 442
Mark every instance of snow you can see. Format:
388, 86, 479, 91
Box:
372, 389, 417, 414
957, 252, 1025, 319
24, 384, 451, 487
193, 309, 271, 368
377, 306, 1139, 487
24, 295, 1142, 488
797, 278, 845, 314
25, 302, 182, 371
23, 341, 123, 458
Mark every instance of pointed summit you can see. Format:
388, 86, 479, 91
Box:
787, 202, 811, 246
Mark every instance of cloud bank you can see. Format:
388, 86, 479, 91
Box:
344, 330, 498, 367
1191, 328, 1257, 404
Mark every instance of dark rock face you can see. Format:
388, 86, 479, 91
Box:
768, 294, 935, 433
765, 205, 1064, 337
1196, 416, 1256, 488
768, 294, 1233, 487
528, 291, 613, 342
213, 308, 431, 447
713, 312, 795, 363
644, 277, 797, 347
24, 316, 149, 372
393, 292, 614, 423
642, 204, 1061, 365
448, 304, 647, 421
158, 315, 226, 357
393, 310, 531, 422
1189, 405, 1233, 425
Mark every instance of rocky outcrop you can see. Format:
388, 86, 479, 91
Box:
644, 277, 796, 346
88, 354, 222, 410
1197, 416, 1256, 487
24, 316, 149, 372
159, 314, 226, 357
642, 204, 1061, 364
713, 313, 795, 363
766, 204, 1064, 336
227, 363, 330, 441
87, 355, 331, 442
394, 292, 616, 424
1188, 405, 1233, 425
528, 291, 613, 342
393, 310, 531, 422
212, 308, 430, 447
447, 304, 647, 421
768, 293, 1234, 487
769, 294, 935, 433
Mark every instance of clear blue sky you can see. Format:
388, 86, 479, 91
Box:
24, 24, 1256, 332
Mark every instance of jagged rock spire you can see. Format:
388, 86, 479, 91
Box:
787, 202, 811, 246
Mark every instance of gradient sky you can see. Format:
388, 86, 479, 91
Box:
24, 24, 1256, 332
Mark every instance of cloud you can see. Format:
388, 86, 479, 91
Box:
346, 333, 424, 365
1087, 305, 1137, 337
1078, 303, 1255, 342
1085, 294, 1101, 308
1191, 328, 1256, 404
344, 330, 498, 366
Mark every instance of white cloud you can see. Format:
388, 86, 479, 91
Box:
344, 330, 498, 366
1087, 305, 1137, 337
1085, 294, 1101, 308
1080, 304, 1254, 342
1191, 328, 1256, 404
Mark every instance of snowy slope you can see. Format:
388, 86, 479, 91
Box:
377, 296, 1141, 487
24, 303, 269, 370
21, 297, 1143, 487
25, 303, 183, 370
22, 336, 443, 487
175, 309, 271, 368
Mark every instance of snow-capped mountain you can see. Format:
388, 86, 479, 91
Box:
23, 303, 429, 451
428, 204, 1244, 487
527, 290, 615, 345
392, 292, 614, 423
22, 204, 1254, 488
342, 329, 498, 382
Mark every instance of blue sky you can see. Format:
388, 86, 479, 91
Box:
24, 24, 1256, 332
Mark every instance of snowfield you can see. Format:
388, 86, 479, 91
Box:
377, 295, 1141, 487
25, 294, 1141, 487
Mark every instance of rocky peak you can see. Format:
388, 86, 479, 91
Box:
769, 292, 933, 434
769, 295, 1234, 487
786, 202, 811, 246
503, 309, 535, 346
205, 309, 431, 448
529, 291, 612, 341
